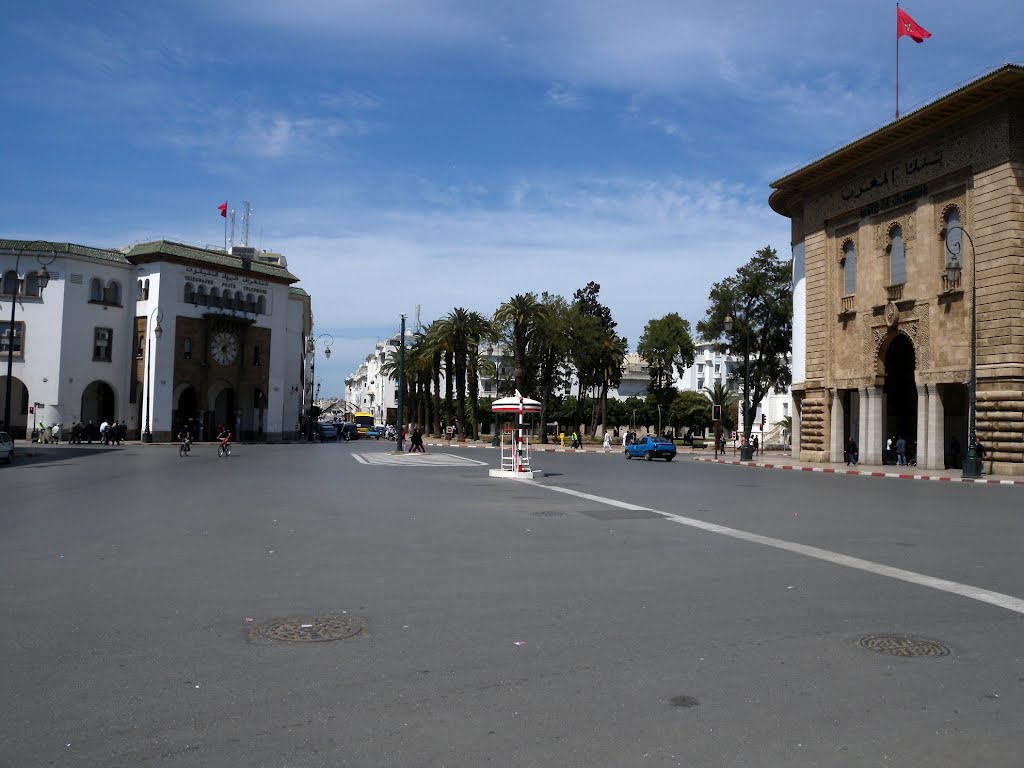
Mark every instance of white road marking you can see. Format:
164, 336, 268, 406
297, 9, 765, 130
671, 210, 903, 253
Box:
354, 452, 488, 467
540, 484, 1024, 616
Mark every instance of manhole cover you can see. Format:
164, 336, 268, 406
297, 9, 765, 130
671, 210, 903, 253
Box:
858, 635, 950, 657
669, 695, 700, 708
252, 615, 365, 642
531, 510, 566, 517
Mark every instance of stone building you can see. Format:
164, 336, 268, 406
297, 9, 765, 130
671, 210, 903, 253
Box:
1, 238, 311, 442
769, 64, 1024, 474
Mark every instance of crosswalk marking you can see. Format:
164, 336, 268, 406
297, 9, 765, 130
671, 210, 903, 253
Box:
353, 452, 488, 467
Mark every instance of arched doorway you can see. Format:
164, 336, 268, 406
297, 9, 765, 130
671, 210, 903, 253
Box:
81, 381, 116, 428
0, 376, 29, 437
213, 386, 236, 437
883, 334, 917, 454
176, 386, 199, 436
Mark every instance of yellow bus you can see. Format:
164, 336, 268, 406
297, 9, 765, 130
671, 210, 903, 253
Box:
352, 412, 374, 436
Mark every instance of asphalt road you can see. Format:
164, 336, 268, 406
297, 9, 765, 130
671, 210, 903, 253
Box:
2, 441, 1022, 767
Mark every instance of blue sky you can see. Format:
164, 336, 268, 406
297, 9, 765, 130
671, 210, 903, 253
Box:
4, 1, 1023, 395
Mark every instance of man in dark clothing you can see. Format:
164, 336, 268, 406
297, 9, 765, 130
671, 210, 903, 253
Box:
846, 436, 858, 466
895, 435, 908, 466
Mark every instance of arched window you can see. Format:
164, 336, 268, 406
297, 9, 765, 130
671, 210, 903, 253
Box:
842, 240, 856, 296
22, 271, 40, 297
184, 282, 195, 303
104, 281, 121, 305
889, 225, 906, 286
137, 279, 144, 298
143, 279, 150, 300
184, 337, 192, 360
1, 271, 17, 295
210, 287, 220, 307
245, 292, 255, 312
256, 295, 266, 315
90, 278, 103, 302
234, 291, 243, 310
197, 285, 208, 306
944, 207, 962, 274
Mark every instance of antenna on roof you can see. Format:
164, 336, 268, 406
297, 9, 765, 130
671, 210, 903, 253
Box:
228, 209, 236, 250
241, 201, 252, 246
415, 304, 421, 331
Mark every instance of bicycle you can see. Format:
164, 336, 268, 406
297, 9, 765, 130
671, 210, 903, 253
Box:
217, 441, 232, 458
179, 438, 191, 457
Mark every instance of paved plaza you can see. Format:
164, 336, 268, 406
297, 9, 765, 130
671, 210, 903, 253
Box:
2, 441, 1023, 767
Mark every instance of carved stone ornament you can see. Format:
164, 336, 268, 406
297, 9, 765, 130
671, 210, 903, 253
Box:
884, 301, 900, 327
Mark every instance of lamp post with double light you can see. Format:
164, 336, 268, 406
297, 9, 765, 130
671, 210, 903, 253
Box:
3, 241, 56, 439
307, 333, 333, 440
724, 311, 754, 461
141, 307, 163, 443
944, 225, 982, 479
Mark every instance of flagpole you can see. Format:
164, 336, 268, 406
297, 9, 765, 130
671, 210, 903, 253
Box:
895, 3, 900, 120
223, 201, 228, 251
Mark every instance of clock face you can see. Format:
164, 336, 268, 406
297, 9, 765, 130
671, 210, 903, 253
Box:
210, 332, 238, 365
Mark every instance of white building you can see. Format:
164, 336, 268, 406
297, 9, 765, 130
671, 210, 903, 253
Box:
1, 238, 311, 442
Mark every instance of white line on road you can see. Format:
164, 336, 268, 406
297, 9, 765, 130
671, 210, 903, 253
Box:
540, 484, 1024, 616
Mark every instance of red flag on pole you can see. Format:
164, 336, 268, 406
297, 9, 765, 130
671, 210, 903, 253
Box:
897, 7, 931, 43
218, 201, 228, 218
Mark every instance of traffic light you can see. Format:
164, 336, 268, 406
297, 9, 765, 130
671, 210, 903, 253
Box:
761, 413, 767, 428
28, 405, 34, 414
712, 404, 722, 421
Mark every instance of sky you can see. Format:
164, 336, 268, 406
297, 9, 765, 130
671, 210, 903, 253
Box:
3, 1, 1023, 397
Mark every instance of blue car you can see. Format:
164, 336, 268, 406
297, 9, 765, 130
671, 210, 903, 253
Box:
625, 435, 677, 461
365, 425, 383, 440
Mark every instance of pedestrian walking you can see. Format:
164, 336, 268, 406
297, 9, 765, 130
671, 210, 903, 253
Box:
602, 432, 611, 450
846, 436, 858, 465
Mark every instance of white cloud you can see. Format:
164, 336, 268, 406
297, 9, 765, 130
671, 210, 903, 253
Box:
544, 83, 584, 109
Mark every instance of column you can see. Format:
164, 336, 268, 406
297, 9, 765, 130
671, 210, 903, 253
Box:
792, 394, 802, 456
925, 383, 945, 470
858, 387, 871, 464
829, 389, 845, 463
915, 384, 929, 468
863, 387, 884, 465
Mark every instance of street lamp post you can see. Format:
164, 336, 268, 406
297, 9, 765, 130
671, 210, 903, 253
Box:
396, 315, 406, 453
141, 307, 163, 443
945, 225, 982, 478
487, 343, 500, 446
307, 333, 333, 440
724, 312, 754, 461
3, 241, 55, 439
656, 403, 662, 437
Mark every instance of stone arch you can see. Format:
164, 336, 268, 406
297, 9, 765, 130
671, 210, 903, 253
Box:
81, 380, 116, 427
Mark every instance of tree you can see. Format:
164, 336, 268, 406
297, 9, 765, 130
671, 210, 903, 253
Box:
637, 313, 696, 414
436, 308, 492, 441
670, 390, 713, 436
568, 282, 626, 437
696, 245, 792, 442
493, 293, 540, 396
533, 293, 573, 442
703, 381, 738, 432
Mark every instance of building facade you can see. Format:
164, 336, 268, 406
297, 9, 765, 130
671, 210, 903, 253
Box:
1, 239, 311, 442
769, 65, 1024, 474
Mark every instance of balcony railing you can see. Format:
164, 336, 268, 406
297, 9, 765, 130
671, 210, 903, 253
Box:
941, 273, 962, 293
885, 283, 904, 302
840, 295, 855, 314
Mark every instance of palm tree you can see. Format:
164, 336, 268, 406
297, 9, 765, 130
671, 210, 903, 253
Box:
704, 381, 739, 431
493, 293, 540, 395
436, 308, 493, 441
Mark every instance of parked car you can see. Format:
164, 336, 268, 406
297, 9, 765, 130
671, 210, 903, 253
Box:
365, 425, 384, 440
317, 423, 338, 441
624, 435, 677, 461
337, 422, 360, 441
0, 431, 13, 464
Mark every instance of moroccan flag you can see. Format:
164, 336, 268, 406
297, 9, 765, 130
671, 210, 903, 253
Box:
218, 201, 228, 217
897, 7, 931, 43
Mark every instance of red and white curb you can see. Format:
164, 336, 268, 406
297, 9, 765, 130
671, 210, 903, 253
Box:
691, 456, 1024, 485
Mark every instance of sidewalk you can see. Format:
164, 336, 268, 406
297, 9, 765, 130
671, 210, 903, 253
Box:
421, 439, 1024, 486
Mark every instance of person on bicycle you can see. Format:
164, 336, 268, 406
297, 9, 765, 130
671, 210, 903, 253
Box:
177, 426, 191, 452
217, 427, 232, 449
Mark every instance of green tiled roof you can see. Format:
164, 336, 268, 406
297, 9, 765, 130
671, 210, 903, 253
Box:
289, 286, 310, 297
125, 239, 299, 283
0, 239, 129, 264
